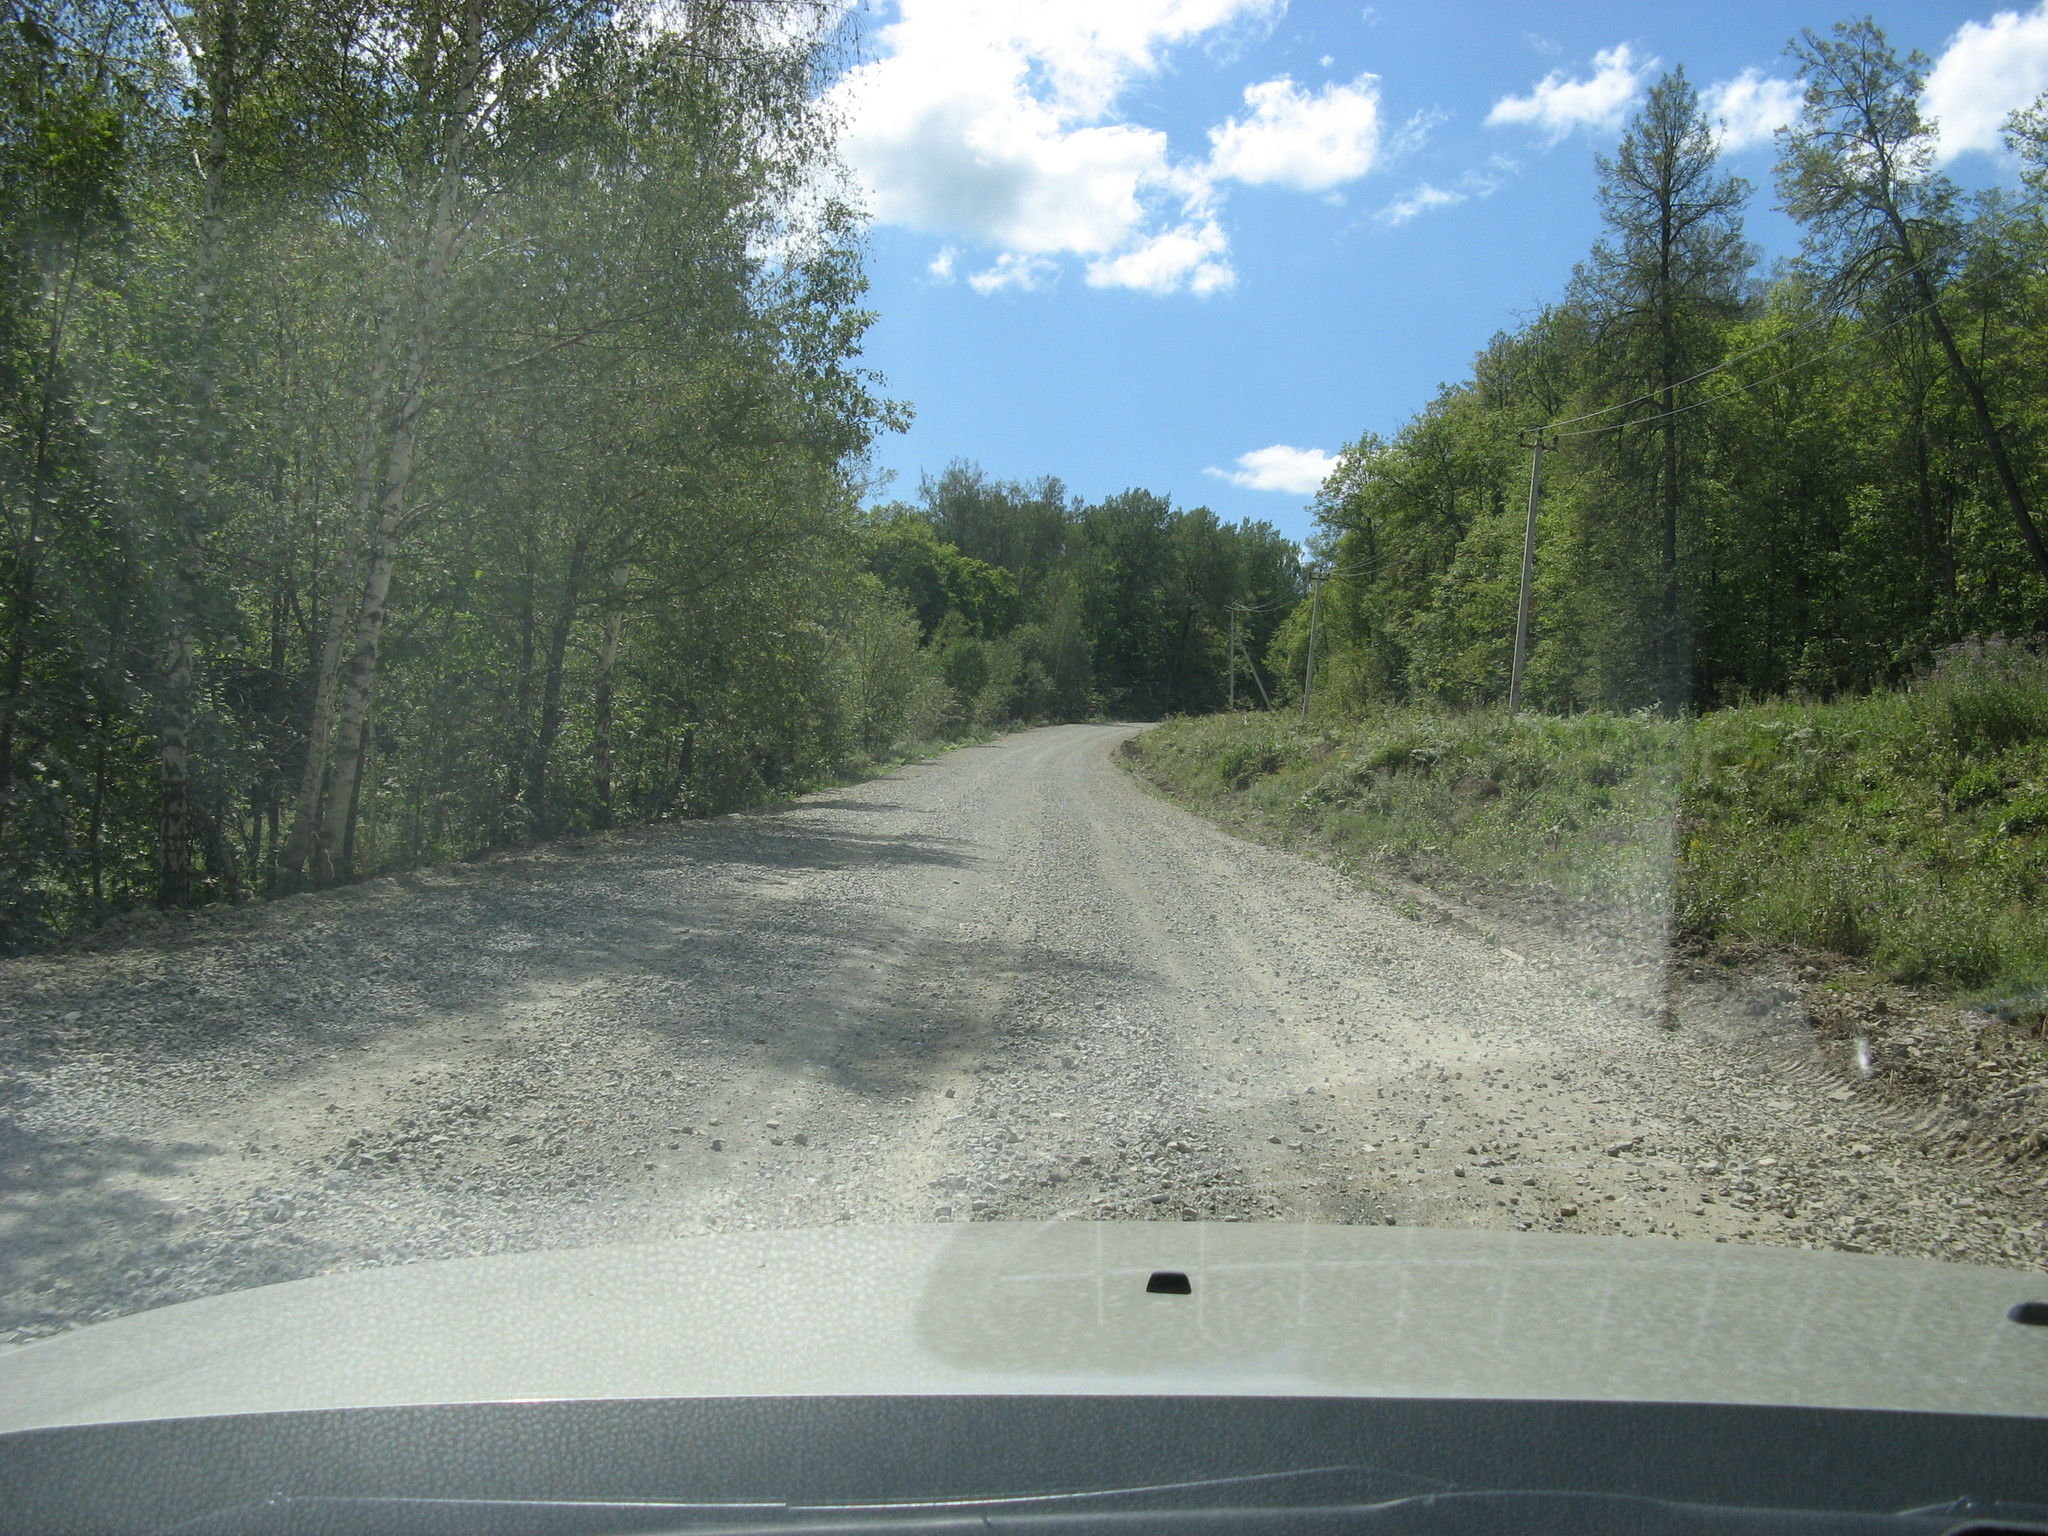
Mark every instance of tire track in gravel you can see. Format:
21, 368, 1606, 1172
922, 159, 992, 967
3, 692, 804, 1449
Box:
2, 724, 2040, 1346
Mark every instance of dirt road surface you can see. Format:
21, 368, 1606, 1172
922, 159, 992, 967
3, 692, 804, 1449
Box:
3, 724, 2039, 1344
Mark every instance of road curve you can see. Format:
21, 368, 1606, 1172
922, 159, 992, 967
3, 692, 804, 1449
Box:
0, 724, 2033, 1343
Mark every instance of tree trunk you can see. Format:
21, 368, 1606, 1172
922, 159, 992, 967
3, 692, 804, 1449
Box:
1918, 292, 2048, 587
592, 555, 629, 828
525, 533, 588, 834
157, 5, 238, 907
1907, 395, 1958, 607
668, 725, 696, 815
258, 562, 290, 884
507, 532, 538, 825
197, 796, 243, 900
87, 732, 109, 906
276, 286, 400, 890
1885, 213, 2048, 589
313, 0, 485, 883
341, 709, 373, 878
0, 257, 75, 848
1657, 196, 1682, 714
316, 467, 403, 882
0, 539, 33, 849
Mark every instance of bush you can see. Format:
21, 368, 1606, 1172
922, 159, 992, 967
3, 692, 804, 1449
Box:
1922, 636, 2048, 757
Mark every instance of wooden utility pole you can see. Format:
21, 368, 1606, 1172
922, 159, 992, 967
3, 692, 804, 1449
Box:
1238, 629, 1273, 710
1227, 607, 1238, 710
1508, 434, 1546, 718
1299, 575, 1324, 722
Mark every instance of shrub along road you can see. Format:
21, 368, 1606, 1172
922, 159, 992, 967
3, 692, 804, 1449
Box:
2, 724, 2041, 1345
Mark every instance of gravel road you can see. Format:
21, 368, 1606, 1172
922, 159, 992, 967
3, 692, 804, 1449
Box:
3, 723, 2040, 1345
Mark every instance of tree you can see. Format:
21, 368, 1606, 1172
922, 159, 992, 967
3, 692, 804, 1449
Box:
863, 512, 1018, 639
1780, 17, 2048, 590
0, 0, 929, 946
1575, 66, 1750, 709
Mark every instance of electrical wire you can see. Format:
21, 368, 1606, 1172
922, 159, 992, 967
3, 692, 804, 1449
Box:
1226, 548, 1396, 609
1258, 281, 1960, 601
1238, 248, 2035, 606
1536, 244, 2043, 442
1536, 249, 1947, 434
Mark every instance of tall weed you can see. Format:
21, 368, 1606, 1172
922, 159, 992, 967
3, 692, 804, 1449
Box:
1132, 644, 2048, 999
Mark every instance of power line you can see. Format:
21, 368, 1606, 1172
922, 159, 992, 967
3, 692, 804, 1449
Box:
1507, 434, 1544, 718
1494, 249, 2035, 711
1227, 550, 1392, 613
1538, 250, 1947, 434
1546, 248, 2033, 441
1231, 249, 2033, 638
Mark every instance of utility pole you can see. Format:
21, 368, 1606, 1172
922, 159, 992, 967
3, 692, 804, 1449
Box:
1507, 433, 1546, 719
1238, 629, 1273, 710
1227, 607, 1238, 710
1299, 574, 1324, 722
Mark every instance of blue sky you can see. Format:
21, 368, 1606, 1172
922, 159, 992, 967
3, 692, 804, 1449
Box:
834, 1, 2048, 542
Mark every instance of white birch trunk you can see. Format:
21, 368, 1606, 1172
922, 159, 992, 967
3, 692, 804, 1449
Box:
313, 0, 486, 882
592, 554, 630, 826
276, 287, 399, 889
156, 7, 236, 905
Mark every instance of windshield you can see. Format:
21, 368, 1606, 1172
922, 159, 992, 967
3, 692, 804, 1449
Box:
1, 0, 2044, 1438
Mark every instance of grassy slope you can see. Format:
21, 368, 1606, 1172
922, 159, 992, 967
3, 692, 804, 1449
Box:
1123, 643, 2048, 1010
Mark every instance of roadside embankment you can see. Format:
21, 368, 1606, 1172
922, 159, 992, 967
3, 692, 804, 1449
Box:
1119, 641, 2048, 1172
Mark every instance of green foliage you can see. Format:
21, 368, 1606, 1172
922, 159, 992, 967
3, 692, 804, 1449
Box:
1133, 638, 2048, 999
867, 461, 1304, 729
1679, 639, 2048, 989
1300, 35, 2048, 724
1133, 706, 1681, 915
862, 511, 1018, 639
1923, 636, 2048, 755
0, 0, 1293, 948
0, 0, 938, 948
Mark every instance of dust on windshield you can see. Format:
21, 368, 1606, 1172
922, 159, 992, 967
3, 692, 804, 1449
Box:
1, 0, 2044, 1348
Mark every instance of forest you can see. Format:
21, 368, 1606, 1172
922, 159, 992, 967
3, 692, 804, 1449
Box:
865, 464, 1301, 732
14, 6, 2048, 956
0, 0, 1296, 947
1284, 22, 2048, 716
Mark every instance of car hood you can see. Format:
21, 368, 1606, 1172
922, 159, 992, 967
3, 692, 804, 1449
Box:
2, 1222, 2043, 1432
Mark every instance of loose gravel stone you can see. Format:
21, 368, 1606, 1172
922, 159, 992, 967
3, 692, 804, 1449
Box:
1, 725, 2041, 1349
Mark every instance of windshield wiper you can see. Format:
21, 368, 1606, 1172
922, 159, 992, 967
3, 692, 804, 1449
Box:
163, 1487, 2048, 1536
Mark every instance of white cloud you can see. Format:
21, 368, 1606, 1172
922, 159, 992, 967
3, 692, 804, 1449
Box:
1086, 220, 1235, 294
1486, 43, 1655, 143
1205, 444, 1339, 494
968, 252, 1059, 294
927, 245, 959, 280
1206, 74, 1382, 190
834, 0, 1383, 298
1375, 158, 1514, 227
1924, 3, 2048, 162
1385, 107, 1446, 159
1376, 182, 1466, 226
1704, 68, 1801, 152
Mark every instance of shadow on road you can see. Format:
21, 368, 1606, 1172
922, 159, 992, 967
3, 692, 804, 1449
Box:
1, 777, 1159, 1112
0, 1074, 224, 1332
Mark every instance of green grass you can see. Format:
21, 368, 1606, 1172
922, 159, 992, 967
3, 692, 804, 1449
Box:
1124, 639, 2048, 1008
